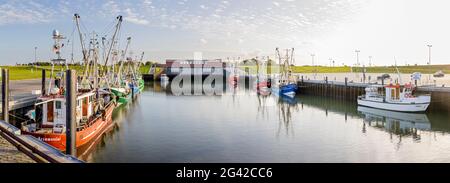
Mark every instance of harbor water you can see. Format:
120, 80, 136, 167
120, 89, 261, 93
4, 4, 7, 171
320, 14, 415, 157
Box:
83, 82, 450, 163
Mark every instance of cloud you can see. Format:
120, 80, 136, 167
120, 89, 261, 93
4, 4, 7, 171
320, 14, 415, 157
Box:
124, 17, 149, 25
101, 0, 121, 16
0, 2, 53, 25
124, 8, 149, 25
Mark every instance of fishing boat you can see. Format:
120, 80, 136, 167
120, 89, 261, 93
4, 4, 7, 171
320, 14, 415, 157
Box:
111, 85, 132, 104
110, 38, 145, 103
257, 79, 271, 93
271, 48, 298, 98
21, 87, 115, 151
229, 75, 238, 86
433, 70, 445, 78
227, 59, 239, 86
255, 57, 271, 94
21, 23, 116, 151
357, 83, 431, 112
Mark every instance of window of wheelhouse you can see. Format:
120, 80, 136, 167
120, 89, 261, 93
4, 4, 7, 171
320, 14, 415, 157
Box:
55, 101, 62, 109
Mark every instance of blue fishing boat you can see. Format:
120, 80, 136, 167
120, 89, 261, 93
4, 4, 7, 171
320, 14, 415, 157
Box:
271, 48, 298, 98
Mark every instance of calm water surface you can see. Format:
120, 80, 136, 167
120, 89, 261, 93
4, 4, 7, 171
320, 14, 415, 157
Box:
84, 82, 450, 163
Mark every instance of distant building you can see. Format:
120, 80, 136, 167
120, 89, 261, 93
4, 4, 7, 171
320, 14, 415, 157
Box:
165, 59, 227, 80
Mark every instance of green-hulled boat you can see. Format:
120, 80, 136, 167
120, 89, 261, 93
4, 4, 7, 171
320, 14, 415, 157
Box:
138, 77, 145, 92
111, 86, 132, 104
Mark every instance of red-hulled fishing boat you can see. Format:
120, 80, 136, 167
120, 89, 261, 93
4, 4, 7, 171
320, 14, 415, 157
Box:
229, 75, 239, 86
21, 15, 120, 151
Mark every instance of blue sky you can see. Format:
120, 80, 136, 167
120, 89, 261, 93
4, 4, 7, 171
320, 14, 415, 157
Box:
1, 0, 449, 66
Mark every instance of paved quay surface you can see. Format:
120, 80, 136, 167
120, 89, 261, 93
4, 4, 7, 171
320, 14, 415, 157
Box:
0, 79, 42, 163
0, 135, 35, 163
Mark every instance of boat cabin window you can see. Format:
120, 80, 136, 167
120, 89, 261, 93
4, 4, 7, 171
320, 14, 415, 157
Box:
55, 101, 62, 109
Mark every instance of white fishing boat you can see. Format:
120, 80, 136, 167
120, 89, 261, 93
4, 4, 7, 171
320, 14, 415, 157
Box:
357, 83, 431, 112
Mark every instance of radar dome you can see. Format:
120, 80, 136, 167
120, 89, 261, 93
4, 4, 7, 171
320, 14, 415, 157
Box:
52, 29, 60, 37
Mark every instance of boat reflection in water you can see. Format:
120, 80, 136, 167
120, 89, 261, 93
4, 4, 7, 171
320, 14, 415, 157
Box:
358, 106, 431, 140
275, 95, 299, 137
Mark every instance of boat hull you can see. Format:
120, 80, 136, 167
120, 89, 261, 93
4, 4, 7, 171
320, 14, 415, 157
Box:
138, 78, 145, 92
22, 103, 115, 151
357, 99, 429, 112
272, 84, 297, 98
111, 88, 131, 104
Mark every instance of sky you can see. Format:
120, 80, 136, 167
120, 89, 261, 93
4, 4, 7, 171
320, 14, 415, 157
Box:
0, 0, 449, 66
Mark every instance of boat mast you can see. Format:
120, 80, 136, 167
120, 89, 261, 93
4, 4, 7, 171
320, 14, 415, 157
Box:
103, 15, 123, 76
74, 14, 89, 79
117, 37, 131, 85
394, 56, 402, 84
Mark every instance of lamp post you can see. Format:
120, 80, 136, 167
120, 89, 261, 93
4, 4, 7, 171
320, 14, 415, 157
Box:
310, 54, 315, 66
355, 50, 360, 66
34, 47, 37, 63
427, 45, 432, 65
369, 56, 372, 67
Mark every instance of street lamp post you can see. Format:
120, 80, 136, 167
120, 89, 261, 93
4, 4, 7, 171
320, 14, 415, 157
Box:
427, 45, 432, 65
355, 50, 360, 66
34, 47, 37, 63
369, 56, 372, 67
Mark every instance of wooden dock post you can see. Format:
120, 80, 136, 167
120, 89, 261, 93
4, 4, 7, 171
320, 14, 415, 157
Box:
2, 69, 9, 123
222, 68, 226, 91
65, 70, 76, 156
245, 67, 250, 89
344, 77, 348, 100
42, 69, 46, 95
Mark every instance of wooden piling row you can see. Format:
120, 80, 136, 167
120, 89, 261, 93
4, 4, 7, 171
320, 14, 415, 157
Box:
298, 78, 365, 102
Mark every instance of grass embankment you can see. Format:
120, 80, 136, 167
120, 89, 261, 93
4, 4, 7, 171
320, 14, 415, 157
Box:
241, 65, 450, 74
2, 64, 448, 80
0, 64, 158, 80
0, 65, 87, 80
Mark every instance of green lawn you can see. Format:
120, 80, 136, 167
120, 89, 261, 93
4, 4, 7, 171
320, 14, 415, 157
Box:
242, 65, 449, 74
1, 64, 448, 80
